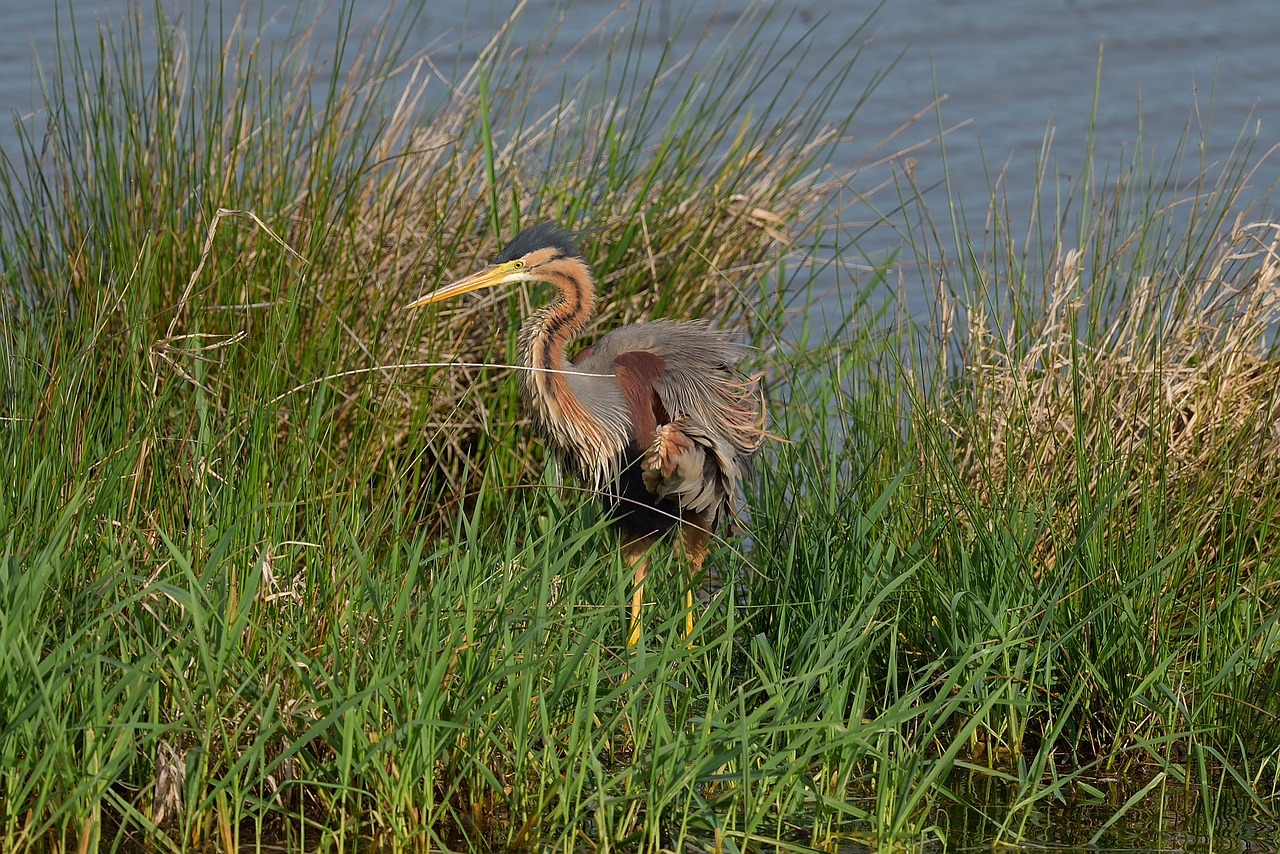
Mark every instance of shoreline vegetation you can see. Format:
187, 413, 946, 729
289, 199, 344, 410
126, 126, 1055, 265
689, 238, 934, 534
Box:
2, 2, 1278, 851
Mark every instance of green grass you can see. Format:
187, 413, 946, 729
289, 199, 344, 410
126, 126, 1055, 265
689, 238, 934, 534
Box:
2, 1, 1279, 851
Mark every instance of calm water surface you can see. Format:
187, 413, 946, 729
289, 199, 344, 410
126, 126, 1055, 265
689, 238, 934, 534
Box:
2, 0, 1278, 313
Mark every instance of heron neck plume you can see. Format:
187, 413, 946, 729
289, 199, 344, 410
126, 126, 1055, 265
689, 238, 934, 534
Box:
513, 255, 606, 458
514, 255, 629, 485
516, 256, 597, 375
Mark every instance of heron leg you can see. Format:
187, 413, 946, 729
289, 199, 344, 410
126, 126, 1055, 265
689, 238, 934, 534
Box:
623, 536, 655, 647
680, 514, 712, 640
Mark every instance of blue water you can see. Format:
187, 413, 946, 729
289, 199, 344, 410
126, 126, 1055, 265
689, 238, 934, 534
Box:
2, 0, 1278, 311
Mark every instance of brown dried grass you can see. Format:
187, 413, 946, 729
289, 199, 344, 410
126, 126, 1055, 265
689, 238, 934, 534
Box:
926, 219, 1280, 567
317, 55, 844, 515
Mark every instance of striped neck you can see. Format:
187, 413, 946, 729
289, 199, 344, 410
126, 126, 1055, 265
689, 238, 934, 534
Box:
515, 261, 618, 482
516, 263, 596, 377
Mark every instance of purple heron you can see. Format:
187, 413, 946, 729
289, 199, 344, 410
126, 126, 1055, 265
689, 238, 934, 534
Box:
406, 223, 765, 645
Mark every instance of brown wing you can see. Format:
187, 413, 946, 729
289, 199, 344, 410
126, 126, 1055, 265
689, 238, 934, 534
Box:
611, 350, 669, 452
641, 419, 725, 518
609, 350, 731, 521
576, 324, 762, 530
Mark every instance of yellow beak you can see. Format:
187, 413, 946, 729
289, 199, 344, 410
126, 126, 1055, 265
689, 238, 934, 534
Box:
403, 263, 520, 311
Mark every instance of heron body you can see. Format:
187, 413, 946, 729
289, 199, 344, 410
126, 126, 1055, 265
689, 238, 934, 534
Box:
407, 223, 765, 644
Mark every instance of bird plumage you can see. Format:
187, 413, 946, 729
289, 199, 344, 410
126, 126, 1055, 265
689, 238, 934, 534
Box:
406, 222, 765, 643
561, 320, 760, 529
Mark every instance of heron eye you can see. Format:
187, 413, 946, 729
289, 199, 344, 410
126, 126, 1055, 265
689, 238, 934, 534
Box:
511, 259, 526, 269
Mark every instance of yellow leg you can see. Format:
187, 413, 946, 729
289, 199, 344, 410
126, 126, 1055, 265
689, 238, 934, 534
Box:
628, 580, 645, 647
680, 516, 710, 644
623, 537, 653, 649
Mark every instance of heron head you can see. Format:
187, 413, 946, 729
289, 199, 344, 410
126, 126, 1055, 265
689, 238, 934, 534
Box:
405, 223, 585, 310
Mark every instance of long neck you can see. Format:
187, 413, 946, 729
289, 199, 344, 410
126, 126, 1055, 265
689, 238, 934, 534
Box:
516, 259, 603, 462
515, 259, 633, 486
516, 259, 597, 377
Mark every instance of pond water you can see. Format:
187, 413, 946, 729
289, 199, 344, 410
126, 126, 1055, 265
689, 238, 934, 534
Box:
3, 0, 1278, 317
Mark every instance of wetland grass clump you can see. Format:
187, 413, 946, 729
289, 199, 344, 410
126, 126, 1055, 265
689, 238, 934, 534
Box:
889, 120, 1280, 840
2, 1, 1279, 851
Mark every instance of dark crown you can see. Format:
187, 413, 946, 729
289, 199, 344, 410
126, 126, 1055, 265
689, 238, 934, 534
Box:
496, 222, 583, 263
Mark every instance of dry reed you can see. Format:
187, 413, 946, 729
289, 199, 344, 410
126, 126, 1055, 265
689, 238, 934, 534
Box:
930, 219, 1280, 570
327, 67, 842, 514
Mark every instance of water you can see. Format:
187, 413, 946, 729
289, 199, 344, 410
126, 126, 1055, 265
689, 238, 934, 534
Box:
2, 0, 1277, 315
938, 769, 1280, 853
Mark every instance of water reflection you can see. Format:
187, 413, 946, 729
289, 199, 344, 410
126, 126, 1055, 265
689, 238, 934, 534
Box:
938, 768, 1279, 852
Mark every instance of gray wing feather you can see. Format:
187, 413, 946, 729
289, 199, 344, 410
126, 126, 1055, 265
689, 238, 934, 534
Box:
588, 320, 765, 522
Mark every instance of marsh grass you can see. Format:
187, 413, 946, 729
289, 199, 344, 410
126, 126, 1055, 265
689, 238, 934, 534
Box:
885, 103, 1280, 839
2, 1, 1279, 851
